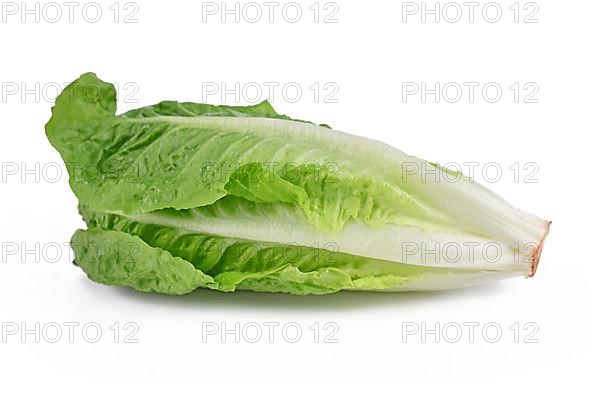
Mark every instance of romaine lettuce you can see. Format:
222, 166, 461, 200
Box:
46, 73, 550, 295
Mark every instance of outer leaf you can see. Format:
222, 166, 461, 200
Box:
78, 204, 527, 294
71, 228, 216, 295
45, 73, 451, 233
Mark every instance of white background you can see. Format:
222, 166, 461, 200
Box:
1, 0, 598, 398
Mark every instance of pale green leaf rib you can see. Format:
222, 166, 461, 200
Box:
112, 196, 528, 272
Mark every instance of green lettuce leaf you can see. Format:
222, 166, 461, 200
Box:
45, 73, 451, 233
71, 228, 216, 295
76, 203, 513, 295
